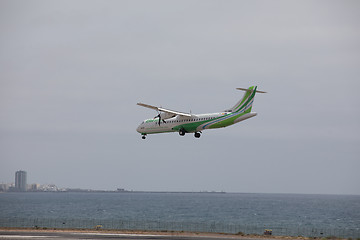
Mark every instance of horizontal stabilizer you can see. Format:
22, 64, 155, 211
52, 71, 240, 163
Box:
236, 87, 267, 93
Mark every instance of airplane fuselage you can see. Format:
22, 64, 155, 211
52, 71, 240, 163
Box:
136, 111, 257, 135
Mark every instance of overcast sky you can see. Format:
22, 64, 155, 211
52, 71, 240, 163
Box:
1, 0, 359, 195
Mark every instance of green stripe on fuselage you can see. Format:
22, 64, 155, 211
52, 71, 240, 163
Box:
172, 119, 211, 133
209, 113, 245, 129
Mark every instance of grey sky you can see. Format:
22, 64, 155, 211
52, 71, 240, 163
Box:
1, 0, 359, 194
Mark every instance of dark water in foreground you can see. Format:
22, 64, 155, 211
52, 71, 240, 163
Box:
1, 192, 359, 230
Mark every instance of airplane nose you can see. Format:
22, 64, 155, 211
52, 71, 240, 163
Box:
136, 125, 142, 133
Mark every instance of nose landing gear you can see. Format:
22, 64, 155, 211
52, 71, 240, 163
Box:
194, 132, 201, 138
142, 134, 147, 139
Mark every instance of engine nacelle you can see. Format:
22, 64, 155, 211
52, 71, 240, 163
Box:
155, 112, 176, 120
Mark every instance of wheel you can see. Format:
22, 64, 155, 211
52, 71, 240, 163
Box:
179, 129, 186, 136
194, 132, 201, 138
142, 135, 146, 139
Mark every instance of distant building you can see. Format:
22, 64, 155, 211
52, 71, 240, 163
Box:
40, 184, 58, 192
15, 170, 27, 192
0, 183, 8, 192
30, 183, 40, 191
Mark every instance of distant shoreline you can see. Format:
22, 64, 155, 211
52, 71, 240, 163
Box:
0, 190, 227, 194
2, 191, 360, 196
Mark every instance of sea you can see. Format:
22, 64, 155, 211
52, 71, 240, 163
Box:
0, 192, 359, 236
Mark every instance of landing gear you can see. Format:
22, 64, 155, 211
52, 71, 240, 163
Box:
179, 128, 186, 136
142, 134, 147, 139
194, 132, 201, 138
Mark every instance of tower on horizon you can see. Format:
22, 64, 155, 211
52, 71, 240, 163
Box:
15, 170, 27, 192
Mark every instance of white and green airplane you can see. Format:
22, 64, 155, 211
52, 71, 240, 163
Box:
136, 86, 266, 139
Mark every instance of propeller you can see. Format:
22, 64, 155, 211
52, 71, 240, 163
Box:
154, 112, 166, 125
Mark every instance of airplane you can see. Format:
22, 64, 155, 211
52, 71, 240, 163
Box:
136, 86, 266, 139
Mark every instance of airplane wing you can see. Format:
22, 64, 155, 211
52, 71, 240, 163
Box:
137, 103, 192, 117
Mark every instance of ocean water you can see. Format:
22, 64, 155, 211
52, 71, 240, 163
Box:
1, 192, 359, 231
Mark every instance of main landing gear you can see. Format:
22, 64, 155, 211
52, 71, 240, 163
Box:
194, 132, 201, 138
179, 128, 186, 136
179, 129, 201, 138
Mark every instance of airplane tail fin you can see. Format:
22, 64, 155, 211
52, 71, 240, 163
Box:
227, 86, 266, 113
